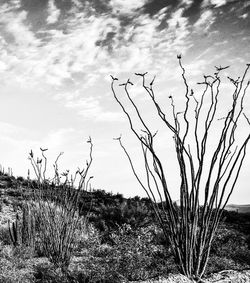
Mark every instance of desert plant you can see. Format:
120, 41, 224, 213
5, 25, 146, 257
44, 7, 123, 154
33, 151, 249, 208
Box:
210, 226, 250, 269
7, 203, 36, 250
21, 203, 36, 250
109, 224, 171, 281
111, 58, 250, 280
0, 241, 35, 283
8, 214, 20, 247
73, 223, 172, 282
28, 138, 93, 272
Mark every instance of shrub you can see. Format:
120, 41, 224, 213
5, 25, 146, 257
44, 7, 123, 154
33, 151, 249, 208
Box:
211, 226, 248, 257
33, 262, 77, 283
33, 199, 82, 270
16, 176, 24, 183
73, 223, 176, 282
108, 224, 175, 281
0, 243, 35, 283
208, 226, 250, 272
206, 255, 246, 275
90, 198, 154, 245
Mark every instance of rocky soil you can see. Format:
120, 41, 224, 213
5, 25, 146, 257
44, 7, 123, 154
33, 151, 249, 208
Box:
133, 270, 250, 283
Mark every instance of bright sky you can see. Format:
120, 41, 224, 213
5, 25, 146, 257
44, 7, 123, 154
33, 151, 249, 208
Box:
0, 0, 250, 204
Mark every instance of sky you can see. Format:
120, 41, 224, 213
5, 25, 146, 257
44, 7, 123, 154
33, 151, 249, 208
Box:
0, 0, 250, 204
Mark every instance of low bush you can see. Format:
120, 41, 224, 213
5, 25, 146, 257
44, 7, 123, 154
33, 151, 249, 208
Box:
72, 223, 176, 282
0, 243, 35, 283
207, 225, 250, 273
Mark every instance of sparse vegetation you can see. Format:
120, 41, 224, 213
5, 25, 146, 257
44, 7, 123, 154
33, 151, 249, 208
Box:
0, 171, 250, 282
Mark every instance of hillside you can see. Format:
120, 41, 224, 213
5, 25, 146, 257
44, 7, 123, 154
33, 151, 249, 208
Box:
1, 172, 250, 216
225, 204, 250, 214
0, 172, 250, 282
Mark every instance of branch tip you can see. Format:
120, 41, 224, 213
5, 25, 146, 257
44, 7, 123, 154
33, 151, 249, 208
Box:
127, 79, 134, 85
135, 72, 148, 77
150, 75, 156, 86
110, 75, 118, 81
215, 65, 230, 71
113, 134, 122, 141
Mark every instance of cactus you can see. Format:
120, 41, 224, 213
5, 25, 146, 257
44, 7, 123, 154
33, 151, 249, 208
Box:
8, 203, 36, 248
21, 202, 36, 249
8, 213, 20, 246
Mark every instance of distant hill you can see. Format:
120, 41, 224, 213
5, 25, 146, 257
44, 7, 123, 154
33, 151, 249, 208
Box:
225, 204, 250, 214
174, 199, 250, 214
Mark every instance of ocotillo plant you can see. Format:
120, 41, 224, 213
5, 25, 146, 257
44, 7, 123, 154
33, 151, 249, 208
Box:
111, 58, 250, 280
28, 138, 93, 272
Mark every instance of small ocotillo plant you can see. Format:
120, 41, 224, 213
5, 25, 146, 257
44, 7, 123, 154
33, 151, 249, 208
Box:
111, 58, 250, 280
28, 138, 93, 272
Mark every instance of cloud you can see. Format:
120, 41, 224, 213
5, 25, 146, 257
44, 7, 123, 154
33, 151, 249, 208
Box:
0, 10, 39, 48
203, 0, 236, 8
0, 0, 193, 89
0, 0, 245, 104
181, 0, 194, 5
71, 0, 83, 8
210, 0, 227, 7
47, 0, 60, 24
239, 13, 248, 19
64, 96, 123, 122
99, 7, 191, 75
194, 9, 215, 32
184, 58, 208, 76
109, 0, 147, 14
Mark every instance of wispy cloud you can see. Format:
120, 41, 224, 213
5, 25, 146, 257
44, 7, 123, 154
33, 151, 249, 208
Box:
210, 0, 227, 7
194, 9, 215, 32
0, 0, 248, 122
65, 96, 123, 122
202, 0, 227, 8
47, 0, 61, 24
0, 0, 193, 89
109, 0, 147, 14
